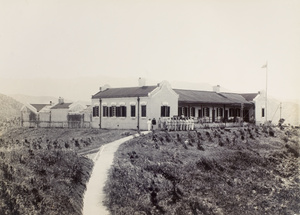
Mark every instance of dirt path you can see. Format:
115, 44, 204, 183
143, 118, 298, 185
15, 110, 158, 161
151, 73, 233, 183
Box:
82, 131, 150, 215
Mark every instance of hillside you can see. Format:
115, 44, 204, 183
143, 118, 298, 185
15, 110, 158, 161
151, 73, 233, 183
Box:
0, 93, 23, 121
281, 102, 300, 126
266, 96, 300, 126
104, 126, 299, 215
0, 128, 134, 215
9, 94, 73, 105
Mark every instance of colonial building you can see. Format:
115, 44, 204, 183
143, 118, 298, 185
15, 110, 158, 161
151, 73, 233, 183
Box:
23, 79, 286, 129
240, 91, 288, 125
21, 102, 53, 127
91, 80, 179, 130
175, 85, 254, 123
90, 80, 260, 130
21, 97, 89, 128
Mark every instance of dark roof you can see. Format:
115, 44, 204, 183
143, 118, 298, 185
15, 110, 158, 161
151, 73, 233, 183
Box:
174, 89, 252, 105
240, 93, 259, 101
30, 104, 49, 112
174, 89, 229, 104
220, 92, 252, 104
92, 86, 157, 99
51, 103, 72, 109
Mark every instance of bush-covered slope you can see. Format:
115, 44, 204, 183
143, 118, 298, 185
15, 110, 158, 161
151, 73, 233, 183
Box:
104, 126, 300, 215
0, 147, 93, 215
0, 93, 22, 121
0, 128, 134, 215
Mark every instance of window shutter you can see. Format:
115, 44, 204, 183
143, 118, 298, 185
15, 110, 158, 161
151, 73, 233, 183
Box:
191, 107, 195, 117
131, 105, 135, 117
109, 107, 112, 117
161, 106, 165, 117
124, 106, 127, 117
178, 107, 181, 116
141, 105, 146, 117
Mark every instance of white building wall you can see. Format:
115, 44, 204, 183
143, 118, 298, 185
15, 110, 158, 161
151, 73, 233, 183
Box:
254, 92, 281, 125
91, 97, 150, 130
148, 84, 178, 120
21, 109, 30, 122
91, 83, 179, 130
51, 109, 69, 122
39, 112, 50, 121
102, 97, 150, 130
91, 98, 100, 128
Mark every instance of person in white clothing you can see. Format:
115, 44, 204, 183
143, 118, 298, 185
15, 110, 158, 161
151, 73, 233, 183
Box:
147, 119, 152, 131
191, 117, 195, 130
167, 118, 171, 131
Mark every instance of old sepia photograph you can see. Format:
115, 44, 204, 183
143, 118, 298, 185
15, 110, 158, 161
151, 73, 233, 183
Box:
0, 0, 299, 214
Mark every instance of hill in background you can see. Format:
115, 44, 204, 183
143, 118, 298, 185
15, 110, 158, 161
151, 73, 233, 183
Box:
265, 96, 300, 126
281, 102, 300, 126
9, 94, 72, 105
0, 93, 23, 121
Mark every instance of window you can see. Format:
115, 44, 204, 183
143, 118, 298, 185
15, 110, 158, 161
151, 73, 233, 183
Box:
29, 112, 37, 121
178, 107, 183, 116
217, 108, 223, 117
198, 109, 202, 118
141, 105, 146, 117
205, 108, 210, 117
236, 109, 240, 117
93, 106, 99, 117
109, 106, 116, 117
229, 108, 234, 117
103, 106, 108, 117
191, 107, 195, 117
131, 105, 136, 117
116, 107, 120, 117
262, 108, 265, 117
182, 107, 188, 116
116, 106, 127, 117
161, 105, 170, 117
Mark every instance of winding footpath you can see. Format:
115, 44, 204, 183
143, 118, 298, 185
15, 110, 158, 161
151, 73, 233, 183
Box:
82, 131, 150, 215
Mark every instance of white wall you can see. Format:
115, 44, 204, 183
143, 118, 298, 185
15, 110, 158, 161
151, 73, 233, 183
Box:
91, 97, 150, 130
39, 112, 50, 121
148, 83, 178, 120
91, 83, 179, 130
254, 93, 281, 125
51, 109, 69, 122
21, 107, 30, 122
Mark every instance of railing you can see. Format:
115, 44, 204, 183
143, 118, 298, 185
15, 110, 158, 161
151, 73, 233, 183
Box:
22, 121, 91, 128
196, 116, 244, 124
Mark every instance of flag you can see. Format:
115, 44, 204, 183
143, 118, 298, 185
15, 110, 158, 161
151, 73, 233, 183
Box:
261, 63, 267, 68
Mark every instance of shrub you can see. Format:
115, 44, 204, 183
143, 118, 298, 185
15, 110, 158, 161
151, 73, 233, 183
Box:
278, 118, 285, 130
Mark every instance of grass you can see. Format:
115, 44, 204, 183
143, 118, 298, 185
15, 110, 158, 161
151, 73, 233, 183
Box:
0, 147, 92, 215
104, 126, 300, 215
0, 127, 135, 215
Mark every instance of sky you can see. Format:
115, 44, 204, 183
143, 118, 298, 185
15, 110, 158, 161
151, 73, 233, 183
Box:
0, 0, 299, 102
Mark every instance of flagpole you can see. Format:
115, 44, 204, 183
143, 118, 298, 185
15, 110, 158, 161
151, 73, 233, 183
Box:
265, 61, 268, 123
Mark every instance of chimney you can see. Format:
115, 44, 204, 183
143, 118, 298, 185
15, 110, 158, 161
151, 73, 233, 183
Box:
213, 85, 220, 93
259, 90, 266, 96
99, 84, 110, 92
138, 77, 146, 87
58, 97, 64, 104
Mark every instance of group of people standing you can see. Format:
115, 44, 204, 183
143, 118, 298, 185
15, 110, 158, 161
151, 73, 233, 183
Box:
147, 116, 195, 131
